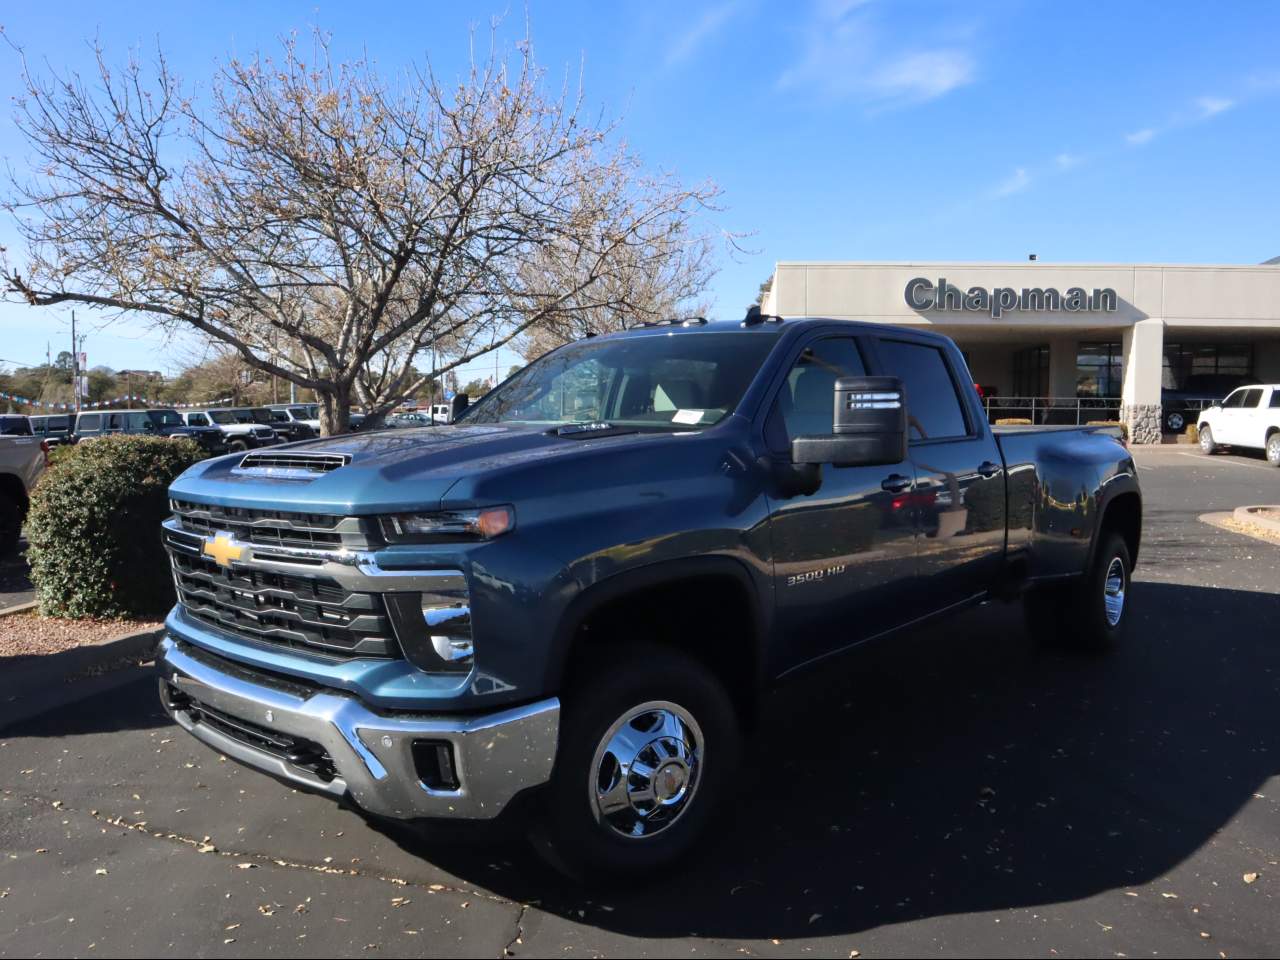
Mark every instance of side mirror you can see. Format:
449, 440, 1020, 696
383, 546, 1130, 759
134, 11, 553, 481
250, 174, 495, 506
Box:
791, 376, 908, 467
450, 393, 469, 420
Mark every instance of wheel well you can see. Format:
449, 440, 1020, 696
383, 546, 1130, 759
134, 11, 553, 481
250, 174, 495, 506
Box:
562, 574, 761, 726
1267, 425, 1279, 440
1100, 491, 1141, 567
0, 473, 28, 517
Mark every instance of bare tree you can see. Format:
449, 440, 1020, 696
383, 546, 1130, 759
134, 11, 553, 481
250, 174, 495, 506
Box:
3, 28, 727, 434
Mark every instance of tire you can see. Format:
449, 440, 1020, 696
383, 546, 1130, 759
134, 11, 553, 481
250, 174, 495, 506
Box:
1199, 424, 1219, 454
0, 495, 20, 558
534, 644, 741, 880
228, 439, 249, 453
1036, 531, 1133, 654
1164, 410, 1185, 433
1267, 432, 1280, 467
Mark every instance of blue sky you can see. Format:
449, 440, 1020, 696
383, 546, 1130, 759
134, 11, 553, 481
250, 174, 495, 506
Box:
2, 0, 1278, 377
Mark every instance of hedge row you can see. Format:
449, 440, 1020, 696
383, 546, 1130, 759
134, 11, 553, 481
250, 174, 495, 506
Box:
27, 436, 203, 618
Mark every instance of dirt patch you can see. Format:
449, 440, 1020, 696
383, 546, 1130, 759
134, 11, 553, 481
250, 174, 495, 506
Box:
0, 612, 163, 659
1202, 512, 1280, 547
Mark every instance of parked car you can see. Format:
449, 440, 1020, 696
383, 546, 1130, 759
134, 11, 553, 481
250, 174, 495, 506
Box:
0, 431, 47, 555
181, 408, 280, 453
28, 414, 74, 446
1161, 373, 1248, 433
266, 403, 321, 439
158, 316, 1141, 878
0, 414, 33, 436
1197, 384, 1280, 464
74, 409, 227, 456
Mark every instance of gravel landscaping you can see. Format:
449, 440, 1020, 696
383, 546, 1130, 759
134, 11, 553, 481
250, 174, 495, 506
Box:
0, 612, 163, 660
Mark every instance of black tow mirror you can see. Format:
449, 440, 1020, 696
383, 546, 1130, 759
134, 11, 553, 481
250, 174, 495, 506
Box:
450, 393, 469, 420
791, 376, 908, 467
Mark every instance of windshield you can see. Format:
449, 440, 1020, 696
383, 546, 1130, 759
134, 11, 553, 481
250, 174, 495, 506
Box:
289, 405, 319, 420
463, 332, 777, 429
207, 410, 238, 425
147, 409, 183, 426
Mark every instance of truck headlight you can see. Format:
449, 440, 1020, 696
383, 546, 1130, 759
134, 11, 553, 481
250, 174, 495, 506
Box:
381, 506, 514, 543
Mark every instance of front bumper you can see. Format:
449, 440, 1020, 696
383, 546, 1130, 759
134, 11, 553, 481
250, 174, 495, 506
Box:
157, 636, 559, 820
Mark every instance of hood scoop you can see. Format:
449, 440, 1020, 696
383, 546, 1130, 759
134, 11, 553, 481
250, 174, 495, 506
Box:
231, 450, 351, 479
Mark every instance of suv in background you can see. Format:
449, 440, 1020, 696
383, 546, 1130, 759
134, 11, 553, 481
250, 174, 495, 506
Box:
1197, 384, 1280, 465
29, 414, 74, 446
1161, 373, 1248, 433
0, 415, 33, 437
74, 409, 227, 456
181, 408, 280, 453
267, 403, 321, 439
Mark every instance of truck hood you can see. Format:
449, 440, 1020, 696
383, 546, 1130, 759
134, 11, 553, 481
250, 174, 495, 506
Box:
169, 422, 684, 514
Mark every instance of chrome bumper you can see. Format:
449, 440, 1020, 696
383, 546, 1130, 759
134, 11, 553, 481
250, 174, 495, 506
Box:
156, 637, 559, 820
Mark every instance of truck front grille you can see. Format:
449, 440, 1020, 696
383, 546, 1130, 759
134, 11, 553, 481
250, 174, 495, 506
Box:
170, 551, 398, 659
170, 499, 378, 551
166, 501, 398, 660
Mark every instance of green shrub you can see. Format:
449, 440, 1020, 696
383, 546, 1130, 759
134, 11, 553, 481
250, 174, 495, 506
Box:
46, 443, 78, 468
26, 436, 203, 618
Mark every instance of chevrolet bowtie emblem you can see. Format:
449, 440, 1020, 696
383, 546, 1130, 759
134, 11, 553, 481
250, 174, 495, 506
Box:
203, 531, 245, 568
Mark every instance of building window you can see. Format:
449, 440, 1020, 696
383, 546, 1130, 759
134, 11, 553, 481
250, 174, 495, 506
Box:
1077, 342, 1122, 398
1162, 342, 1253, 389
1012, 345, 1049, 397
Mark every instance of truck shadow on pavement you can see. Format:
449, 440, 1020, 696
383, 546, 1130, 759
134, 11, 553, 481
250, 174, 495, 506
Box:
382, 579, 1280, 940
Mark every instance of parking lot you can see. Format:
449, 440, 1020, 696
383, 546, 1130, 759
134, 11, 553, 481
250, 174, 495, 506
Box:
1, 445, 1278, 958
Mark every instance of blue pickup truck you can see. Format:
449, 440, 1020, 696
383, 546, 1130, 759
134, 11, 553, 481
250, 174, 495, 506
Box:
157, 315, 1141, 877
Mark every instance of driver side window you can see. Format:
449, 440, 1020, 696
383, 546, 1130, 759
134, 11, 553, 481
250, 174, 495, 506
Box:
765, 338, 867, 454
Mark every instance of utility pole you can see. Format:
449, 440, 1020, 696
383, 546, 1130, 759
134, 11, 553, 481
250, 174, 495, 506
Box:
71, 311, 80, 414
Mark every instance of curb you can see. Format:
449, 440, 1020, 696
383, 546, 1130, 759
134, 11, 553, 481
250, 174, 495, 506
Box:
1233, 505, 1280, 536
1200, 511, 1280, 546
0, 625, 164, 731
0, 600, 38, 618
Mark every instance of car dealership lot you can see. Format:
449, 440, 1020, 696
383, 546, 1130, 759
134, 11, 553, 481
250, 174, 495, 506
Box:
2, 446, 1278, 959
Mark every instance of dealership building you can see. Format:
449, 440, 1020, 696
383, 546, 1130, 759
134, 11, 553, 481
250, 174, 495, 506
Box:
760, 260, 1280, 443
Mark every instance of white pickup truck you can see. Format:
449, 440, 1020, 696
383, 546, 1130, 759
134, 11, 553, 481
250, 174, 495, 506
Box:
0, 429, 49, 555
1197, 384, 1280, 465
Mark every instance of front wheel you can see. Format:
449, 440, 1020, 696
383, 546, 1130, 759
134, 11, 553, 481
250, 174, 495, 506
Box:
1199, 424, 1219, 454
534, 644, 741, 879
1267, 433, 1280, 467
227, 439, 249, 453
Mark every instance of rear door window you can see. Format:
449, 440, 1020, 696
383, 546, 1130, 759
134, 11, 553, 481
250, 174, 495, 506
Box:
876, 339, 970, 441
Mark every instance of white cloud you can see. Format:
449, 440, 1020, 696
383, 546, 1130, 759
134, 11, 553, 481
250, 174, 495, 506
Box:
1126, 127, 1156, 146
1194, 95, 1234, 118
992, 167, 1031, 198
1054, 152, 1082, 170
777, 2, 976, 110
665, 2, 739, 66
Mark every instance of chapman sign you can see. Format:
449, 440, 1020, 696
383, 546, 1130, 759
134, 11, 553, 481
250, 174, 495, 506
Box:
905, 277, 1118, 319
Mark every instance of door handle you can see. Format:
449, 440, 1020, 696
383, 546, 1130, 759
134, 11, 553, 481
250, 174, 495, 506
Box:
977, 460, 1001, 478
881, 473, 912, 493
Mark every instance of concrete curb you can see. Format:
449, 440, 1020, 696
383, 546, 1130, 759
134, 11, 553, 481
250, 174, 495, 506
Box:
1233, 505, 1280, 535
0, 625, 164, 731
0, 600, 38, 618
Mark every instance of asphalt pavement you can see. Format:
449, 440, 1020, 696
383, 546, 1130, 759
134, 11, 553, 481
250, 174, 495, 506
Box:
2, 444, 1278, 957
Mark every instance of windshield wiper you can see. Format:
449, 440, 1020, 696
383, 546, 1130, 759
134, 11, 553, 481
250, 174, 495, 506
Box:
550, 421, 638, 438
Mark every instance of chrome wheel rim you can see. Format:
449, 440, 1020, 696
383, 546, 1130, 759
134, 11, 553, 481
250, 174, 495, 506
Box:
589, 700, 702, 839
1268, 436, 1280, 464
1104, 556, 1126, 628
1200, 429, 1212, 453
1167, 412, 1184, 432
